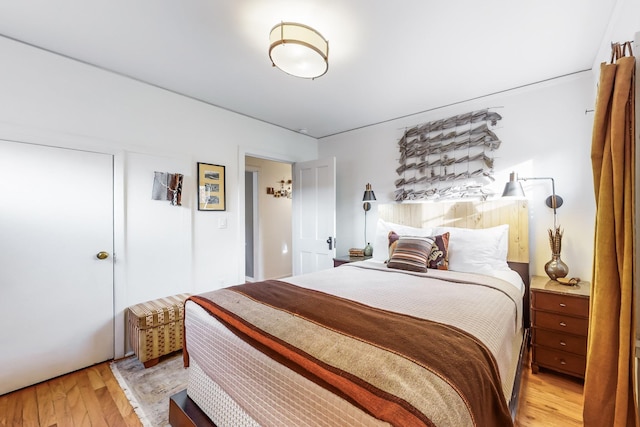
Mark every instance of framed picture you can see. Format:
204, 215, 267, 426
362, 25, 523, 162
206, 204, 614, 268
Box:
197, 162, 226, 211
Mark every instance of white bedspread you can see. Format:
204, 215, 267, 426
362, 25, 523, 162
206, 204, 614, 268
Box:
185, 262, 524, 427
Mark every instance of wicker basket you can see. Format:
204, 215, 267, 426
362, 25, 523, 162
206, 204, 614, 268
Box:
127, 293, 191, 368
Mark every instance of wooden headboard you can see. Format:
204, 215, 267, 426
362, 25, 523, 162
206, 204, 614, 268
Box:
378, 199, 531, 328
378, 199, 529, 263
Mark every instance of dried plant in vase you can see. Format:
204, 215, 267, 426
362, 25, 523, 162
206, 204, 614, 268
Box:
548, 226, 562, 255
544, 226, 569, 280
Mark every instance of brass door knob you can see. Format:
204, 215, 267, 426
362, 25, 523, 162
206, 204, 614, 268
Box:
96, 251, 109, 260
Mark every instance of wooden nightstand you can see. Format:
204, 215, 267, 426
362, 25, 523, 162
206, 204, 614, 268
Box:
530, 275, 590, 379
333, 255, 372, 267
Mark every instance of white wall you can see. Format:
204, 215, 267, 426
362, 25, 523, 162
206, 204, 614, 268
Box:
320, 72, 596, 281
0, 36, 318, 356
245, 156, 293, 280
319, 0, 640, 284
592, 0, 640, 72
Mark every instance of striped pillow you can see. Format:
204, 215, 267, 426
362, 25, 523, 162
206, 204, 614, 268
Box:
387, 236, 434, 272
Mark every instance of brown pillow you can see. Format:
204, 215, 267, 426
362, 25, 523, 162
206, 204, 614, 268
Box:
427, 232, 450, 270
387, 236, 434, 272
387, 231, 400, 261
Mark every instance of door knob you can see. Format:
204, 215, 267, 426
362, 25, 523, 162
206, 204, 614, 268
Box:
96, 251, 109, 260
326, 237, 333, 250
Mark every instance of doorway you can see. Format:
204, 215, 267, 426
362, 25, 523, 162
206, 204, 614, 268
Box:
245, 156, 292, 281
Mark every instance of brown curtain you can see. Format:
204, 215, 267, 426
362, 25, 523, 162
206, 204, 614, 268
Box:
585, 41, 638, 427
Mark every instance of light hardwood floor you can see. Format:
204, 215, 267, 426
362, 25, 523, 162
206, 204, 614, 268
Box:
515, 363, 584, 426
1, 356, 583, 426
0, 362, 142, 427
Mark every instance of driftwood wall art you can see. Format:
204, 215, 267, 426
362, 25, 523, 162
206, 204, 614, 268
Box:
152, 171, 184, 206
395, 109, 502, 201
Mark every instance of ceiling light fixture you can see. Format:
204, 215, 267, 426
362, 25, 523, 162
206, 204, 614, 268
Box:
269, 22, 329, 79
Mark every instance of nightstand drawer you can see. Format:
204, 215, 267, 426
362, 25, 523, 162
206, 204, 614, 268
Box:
534, 311, 588, 336
533, 329, 587, 355
534, 347, 586, 377
533, 292, 589, 317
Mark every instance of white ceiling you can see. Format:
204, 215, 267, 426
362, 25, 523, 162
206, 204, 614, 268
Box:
0, 0, 617, 139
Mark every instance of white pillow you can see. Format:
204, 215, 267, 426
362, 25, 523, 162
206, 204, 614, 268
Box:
432, 224, 509, 273
372, 218, 433, 262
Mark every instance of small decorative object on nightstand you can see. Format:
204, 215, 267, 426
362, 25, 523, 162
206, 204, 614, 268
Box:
530, 275, 590, 379
364, 243, 373, 256
333, 255, 372, 267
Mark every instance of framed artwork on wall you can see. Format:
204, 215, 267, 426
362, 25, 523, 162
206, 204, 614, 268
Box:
197, 162, 226, 211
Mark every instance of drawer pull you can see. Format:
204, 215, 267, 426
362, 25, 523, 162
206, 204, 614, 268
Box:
559, 303, 566, 307
560, 322, 567, 327
560, 360, 567, 365
560, 341, 567, 346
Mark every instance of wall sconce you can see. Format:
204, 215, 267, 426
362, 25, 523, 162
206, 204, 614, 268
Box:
267, 179, 292, 199
502, 172, 563, 228
502, 171, 568, 280
362, 183, 376, 255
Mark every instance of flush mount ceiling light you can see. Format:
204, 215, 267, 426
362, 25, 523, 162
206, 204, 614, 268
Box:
269, 22, 329, 79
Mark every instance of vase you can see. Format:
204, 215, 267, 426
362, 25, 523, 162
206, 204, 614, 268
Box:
364, 242, 373, 257
544, 253, 569, 280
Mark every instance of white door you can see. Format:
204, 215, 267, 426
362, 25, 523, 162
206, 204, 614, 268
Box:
0, 140, 114, 395
292, 157, 336, 275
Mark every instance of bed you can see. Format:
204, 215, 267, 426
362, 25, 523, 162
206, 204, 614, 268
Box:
170, 200, 530, 427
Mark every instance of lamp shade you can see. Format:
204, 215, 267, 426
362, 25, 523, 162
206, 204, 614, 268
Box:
502, 181, 525, 197
501, 172, 525, 197
269, 22, 329, 79
362, 183, 376, 202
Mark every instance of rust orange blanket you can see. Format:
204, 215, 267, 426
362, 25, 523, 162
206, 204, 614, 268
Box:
184, 280, 513, 427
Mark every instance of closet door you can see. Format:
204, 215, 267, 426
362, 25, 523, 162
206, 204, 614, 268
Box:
0, 140, 114, 395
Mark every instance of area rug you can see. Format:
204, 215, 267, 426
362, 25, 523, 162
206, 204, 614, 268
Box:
110, 352, 188, 427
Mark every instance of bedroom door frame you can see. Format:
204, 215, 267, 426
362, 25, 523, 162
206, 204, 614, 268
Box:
0, 123, 128, 360
238, 147, 337, 283
238, 147, 297, 284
